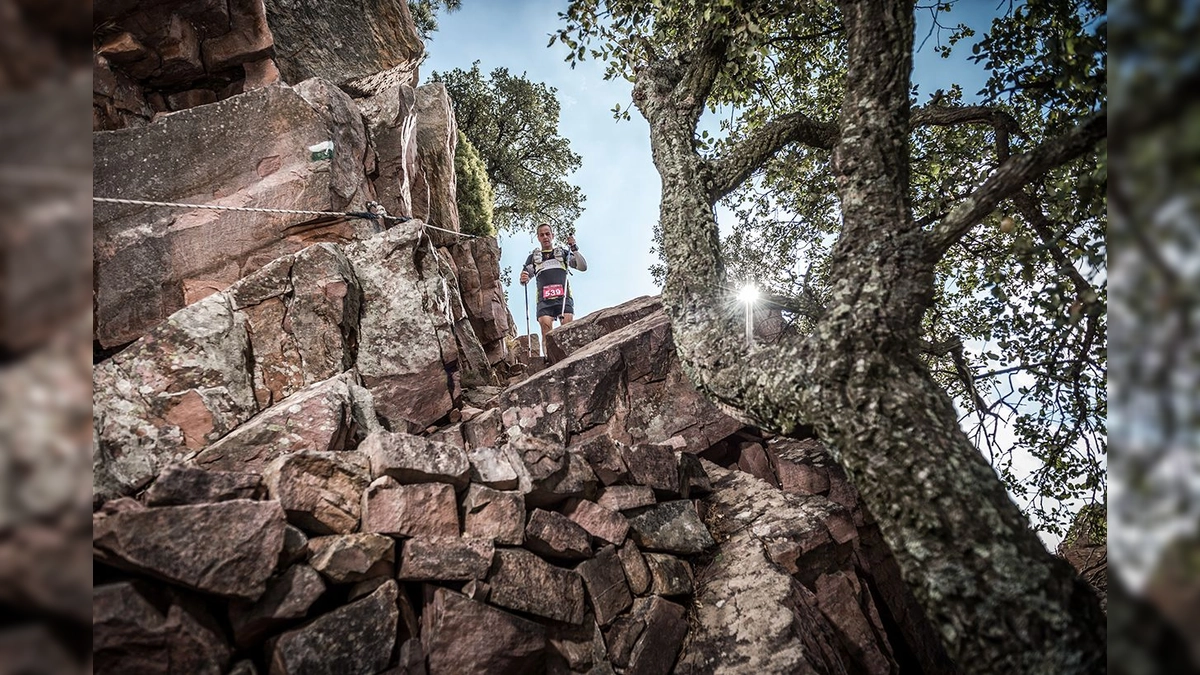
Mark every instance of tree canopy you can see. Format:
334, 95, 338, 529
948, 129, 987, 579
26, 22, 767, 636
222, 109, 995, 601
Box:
558, 0, 1106, 670
431, 63, 586, 235
408, 0, 461, 40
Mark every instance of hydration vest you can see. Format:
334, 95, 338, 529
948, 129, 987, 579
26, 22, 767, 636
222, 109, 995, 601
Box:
530, 247, 571, 268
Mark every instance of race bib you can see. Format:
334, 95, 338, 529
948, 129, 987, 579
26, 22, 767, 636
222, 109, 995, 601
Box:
542, 284, 565, 300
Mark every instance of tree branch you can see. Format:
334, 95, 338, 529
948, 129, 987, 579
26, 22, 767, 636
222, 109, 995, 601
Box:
926, 109, 1107, 260
911, 104, 1027, 139
1010, 190, 1097, 304
706, 112, 838, 201
676, 24, 730, 120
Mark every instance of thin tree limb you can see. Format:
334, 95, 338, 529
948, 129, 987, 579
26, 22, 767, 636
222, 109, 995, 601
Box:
706, 112, 838, 201
927, 110, 1107, 259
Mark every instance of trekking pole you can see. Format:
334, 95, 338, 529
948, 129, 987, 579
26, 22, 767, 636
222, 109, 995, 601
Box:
524, 281, 531, 359
560, 247, 571, 319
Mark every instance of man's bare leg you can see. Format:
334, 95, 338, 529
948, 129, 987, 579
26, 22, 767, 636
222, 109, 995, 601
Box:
561, 313, 574, 324
538, 315, 554, 358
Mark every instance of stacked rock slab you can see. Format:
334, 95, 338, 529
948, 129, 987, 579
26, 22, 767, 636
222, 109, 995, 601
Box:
93, 373, 720, 674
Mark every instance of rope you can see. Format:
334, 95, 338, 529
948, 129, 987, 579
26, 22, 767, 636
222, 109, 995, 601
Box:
92, 196, 478, 239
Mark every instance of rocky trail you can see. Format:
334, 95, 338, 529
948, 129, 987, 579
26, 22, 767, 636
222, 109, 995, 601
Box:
88, 1, 1090, 673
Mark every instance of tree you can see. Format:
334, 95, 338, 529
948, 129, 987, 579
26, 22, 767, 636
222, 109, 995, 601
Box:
558, 0, 1106, 671
431, 63, 586, 234
710, 1, 1107, 540
455, 130, 496, 237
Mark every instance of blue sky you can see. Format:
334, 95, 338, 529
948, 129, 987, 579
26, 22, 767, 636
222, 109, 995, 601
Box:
421, 1, 995, 326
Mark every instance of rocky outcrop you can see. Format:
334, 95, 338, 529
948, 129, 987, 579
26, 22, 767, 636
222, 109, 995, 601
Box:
501, 309, 744, 450
262, 0, 423, 92
93, 0, 422, 129
546, 294, 663, 362
93, 83, 376, 347
93, 219, 492, 503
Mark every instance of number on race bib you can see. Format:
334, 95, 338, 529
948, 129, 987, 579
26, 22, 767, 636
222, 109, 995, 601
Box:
542, 284, 565, 299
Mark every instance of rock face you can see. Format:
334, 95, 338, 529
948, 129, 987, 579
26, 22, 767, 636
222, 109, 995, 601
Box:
263, 0, 423, 91
93, 83, 375, 348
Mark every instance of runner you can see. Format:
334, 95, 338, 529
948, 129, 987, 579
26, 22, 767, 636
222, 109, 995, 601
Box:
519, 223, 587, 363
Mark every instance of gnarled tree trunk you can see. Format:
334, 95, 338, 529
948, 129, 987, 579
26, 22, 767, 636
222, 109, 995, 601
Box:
631, 1, 1106, 672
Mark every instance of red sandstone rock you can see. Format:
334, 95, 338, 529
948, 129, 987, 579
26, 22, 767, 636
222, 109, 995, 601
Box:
564, 499, 630, 546
576, 545, 633, 626
193, 373, 364, 474
143, 462, 263, 506
618, 543, 652, 596
644, 553, 694, 597
262, 450, 370, 535
421, 588, 546, 675
398, 536, 494, 581
94, 582, 232, 675
269, 579, 399, 675
361, 479, 459, 538
228, 564, 326, 648
359, 430, 470, 489
93, 500, 286, 600
462, 484, 525, 545
597, 485, 657, 512
307, 533, 395, 584
627, 500, 715, 555
488, 548, 586, 625
525, 508, 593, 561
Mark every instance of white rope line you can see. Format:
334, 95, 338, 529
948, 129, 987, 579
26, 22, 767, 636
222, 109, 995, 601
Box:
92, 196, 478, 238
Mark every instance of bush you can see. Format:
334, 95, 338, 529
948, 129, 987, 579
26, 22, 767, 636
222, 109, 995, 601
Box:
455, 130, 496, 237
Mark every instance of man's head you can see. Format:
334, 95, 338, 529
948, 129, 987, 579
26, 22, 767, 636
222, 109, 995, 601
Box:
536, 223, 553, 248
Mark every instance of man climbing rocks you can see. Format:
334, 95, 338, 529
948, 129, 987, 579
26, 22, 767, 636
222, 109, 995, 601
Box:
520, 223, 587, 361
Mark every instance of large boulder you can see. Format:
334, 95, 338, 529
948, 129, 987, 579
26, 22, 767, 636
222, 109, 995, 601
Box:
93, 82, 374, 347
93, 293, 258, 502
346, 223, 470, 431
501, 310, 743, 451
